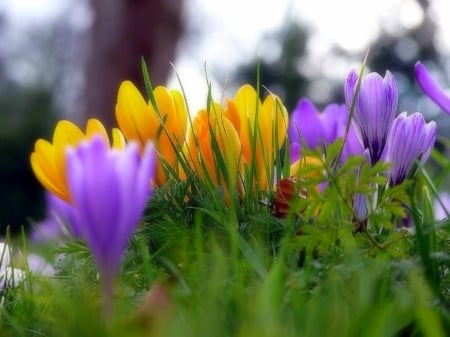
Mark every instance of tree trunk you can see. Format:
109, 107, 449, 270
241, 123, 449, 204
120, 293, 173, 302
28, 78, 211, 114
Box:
82, 0, 184, 129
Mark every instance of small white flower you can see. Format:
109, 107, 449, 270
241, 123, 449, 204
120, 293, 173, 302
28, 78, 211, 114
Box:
0, 242, 26, 291
27, 254, 55, 276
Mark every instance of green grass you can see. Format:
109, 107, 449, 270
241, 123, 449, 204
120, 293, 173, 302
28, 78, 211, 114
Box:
1, 145, 450, 336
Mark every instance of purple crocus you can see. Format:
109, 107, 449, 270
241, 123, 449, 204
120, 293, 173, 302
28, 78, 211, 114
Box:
66, 135, 156, 312
386, 112, 436, 186
31, 192, 81, 242
415, 61, 450, 114
288, 98, 328, 158
345, 70, 398, 165
288, 97, 363, 163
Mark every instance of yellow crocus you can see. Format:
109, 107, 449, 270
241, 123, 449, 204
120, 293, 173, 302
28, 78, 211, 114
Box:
289, 155, 325, 215
289, 156, 324, 182
115, 81, 188, 186
225, 85, 289, 191
30, 119, 125, 203
183, 103, 241, 201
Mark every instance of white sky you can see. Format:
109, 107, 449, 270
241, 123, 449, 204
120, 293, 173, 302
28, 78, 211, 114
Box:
168, 0, 449, 112
1, 0, 449, 113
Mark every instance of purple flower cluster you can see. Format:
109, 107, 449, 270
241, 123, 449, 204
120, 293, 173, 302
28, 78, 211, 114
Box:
345, 69, 436, 186
288, 65, 437, 189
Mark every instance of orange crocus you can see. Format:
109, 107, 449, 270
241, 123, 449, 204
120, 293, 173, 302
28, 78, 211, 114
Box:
225, 85, 289, 191
183, 103, 241, 201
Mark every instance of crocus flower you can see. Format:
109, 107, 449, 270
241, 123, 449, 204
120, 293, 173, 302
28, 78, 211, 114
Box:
30, 119, 125, 202
415, 61, 450, 114
386, 112, 436, 186
345, 70, 398, 164
288, 97, 363, 163
31, 192, 81, 242
289, 155, 324, 202
66, 136, 156, 312
183, 103, 241, 201
115, 81, 188, 185
225, 85, 289, 191
288, 98, 329, 154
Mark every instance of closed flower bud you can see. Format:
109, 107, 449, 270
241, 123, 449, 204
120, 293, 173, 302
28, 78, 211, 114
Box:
345, 70, 398, 164
387, 112, 436, 186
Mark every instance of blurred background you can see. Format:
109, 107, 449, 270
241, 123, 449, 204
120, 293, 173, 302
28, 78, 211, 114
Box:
0, 0, 449, 235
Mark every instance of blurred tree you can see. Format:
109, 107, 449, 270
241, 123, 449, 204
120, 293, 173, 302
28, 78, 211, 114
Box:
0, 0, 185, 235
230, 22, 310, 112
0, 83, 56, 235
231, 0, 447, 125
0, 12, 59, 234
82, 0, 185, 128
329, 0, 450, 136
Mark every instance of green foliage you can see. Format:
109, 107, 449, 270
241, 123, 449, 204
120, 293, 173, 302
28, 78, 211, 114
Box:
3, 143, 448, 336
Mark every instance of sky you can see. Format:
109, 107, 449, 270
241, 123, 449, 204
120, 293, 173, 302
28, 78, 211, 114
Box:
1, 0, 449, 113
167, 0, 450, 111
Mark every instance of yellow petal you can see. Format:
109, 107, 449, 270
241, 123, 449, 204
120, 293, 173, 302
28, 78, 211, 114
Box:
171, 89, 188, 143
52, 122, 83, 193
290, 156, 323, 179
30, 140, 69, 201
116, 80, 154, 146
233, 84, 259, 120
147, 86, 189, 185
232, 85, 261, 164
52, 120, 84, 146
111, 128, 126, 149
86, 118, 109, 146
224, 100, 241, 135
151, 86, 174, 123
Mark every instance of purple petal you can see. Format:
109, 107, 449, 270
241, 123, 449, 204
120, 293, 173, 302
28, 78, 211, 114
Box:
288, 98, 325, 150
321, 103, 348, 143
415, 61, 450, 114
342, 124, 364, 162
65, 135, 156, 288
32, 192, 81, 242
344, 70, 359, 108
290, 142, 301, 164
387, 112, 436, 186
68, 137, 121, 276
420, 120, 437, 166
347, 70, 398, 164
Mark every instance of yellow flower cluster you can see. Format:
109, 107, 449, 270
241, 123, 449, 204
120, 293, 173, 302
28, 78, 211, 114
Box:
30, 81, 292, 204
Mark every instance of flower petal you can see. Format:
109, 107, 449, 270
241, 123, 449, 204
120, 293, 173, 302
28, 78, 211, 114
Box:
415, 61, 450, 114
